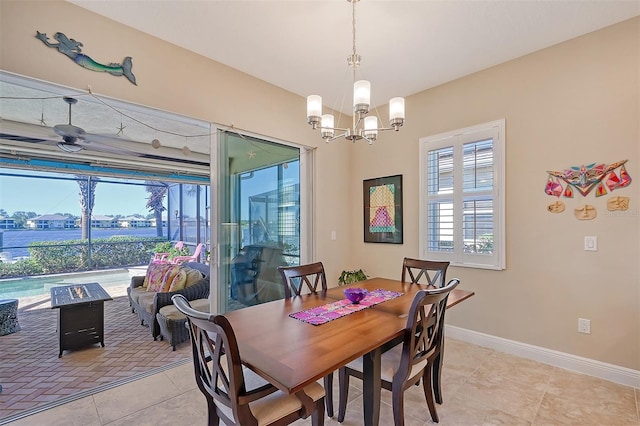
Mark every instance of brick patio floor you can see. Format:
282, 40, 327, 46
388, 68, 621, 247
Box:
0, 284, 192, 422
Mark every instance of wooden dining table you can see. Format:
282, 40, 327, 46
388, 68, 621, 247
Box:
223, 277, 474, 426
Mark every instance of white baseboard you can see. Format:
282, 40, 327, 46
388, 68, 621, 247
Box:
445, 325, 640, 389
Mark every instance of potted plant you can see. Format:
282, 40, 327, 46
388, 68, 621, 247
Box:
338, 269, 369, 285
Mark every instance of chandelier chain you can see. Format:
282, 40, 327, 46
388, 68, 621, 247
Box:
352, 0, 357, 58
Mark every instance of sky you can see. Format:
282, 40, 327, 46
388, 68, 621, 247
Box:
0, 172, 151, 217
0, 162, 298, 218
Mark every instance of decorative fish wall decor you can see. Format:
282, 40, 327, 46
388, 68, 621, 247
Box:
36, 31, 137, 86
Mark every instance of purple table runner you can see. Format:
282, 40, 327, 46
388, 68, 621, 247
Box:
289, 289, 403, 325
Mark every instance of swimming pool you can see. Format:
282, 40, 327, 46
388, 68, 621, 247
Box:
0, 269, 134, 299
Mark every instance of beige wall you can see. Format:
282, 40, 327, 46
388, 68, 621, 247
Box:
1, 2, 638, 370
0, 0, 355, 282
350, 17, 640, 370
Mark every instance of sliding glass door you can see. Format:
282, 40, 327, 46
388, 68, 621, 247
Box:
216, 131, 308, 312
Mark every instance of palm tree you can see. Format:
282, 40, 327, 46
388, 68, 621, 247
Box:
76, 175, 99, 240
145, 181, 167, 237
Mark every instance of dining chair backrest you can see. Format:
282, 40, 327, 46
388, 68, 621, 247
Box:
336, 278, 461, 424
172, 294, 325, 426
278, 262, 328, 298
401, 257, 449, 288
394, 278, 459, 386
172, 294, 246, 425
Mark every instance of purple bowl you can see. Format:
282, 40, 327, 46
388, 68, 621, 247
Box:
344, 287, 368, 304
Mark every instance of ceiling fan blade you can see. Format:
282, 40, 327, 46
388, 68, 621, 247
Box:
53, 123, 86, 139
75, 136, 141, 156
82, 132, 134, 145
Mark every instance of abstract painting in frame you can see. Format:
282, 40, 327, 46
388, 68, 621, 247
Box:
363, 174, 403, 244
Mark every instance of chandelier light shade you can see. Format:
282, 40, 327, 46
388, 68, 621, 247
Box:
306, 0, 405, 145
353, 80, 371, 113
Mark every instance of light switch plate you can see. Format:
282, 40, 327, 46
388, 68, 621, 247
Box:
584, 236, 597, 251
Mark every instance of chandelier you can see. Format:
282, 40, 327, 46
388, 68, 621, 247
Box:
306, 0, 405, 144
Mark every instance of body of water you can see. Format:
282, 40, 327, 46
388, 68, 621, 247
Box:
0, 228, 166, 259
0, 269, 134, 300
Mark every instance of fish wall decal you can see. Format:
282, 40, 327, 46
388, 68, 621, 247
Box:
36, 31, 137, 86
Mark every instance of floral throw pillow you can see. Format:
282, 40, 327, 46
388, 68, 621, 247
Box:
160, 265, 181, 292
146, 263, 175, 292
168, 267, 204, 292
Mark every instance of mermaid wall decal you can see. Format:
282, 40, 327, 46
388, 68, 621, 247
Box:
36, 31, 137, 86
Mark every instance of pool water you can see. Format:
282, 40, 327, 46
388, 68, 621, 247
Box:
0, 269, 134, 299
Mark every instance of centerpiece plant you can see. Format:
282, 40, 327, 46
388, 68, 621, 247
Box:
338, 269, 369, 286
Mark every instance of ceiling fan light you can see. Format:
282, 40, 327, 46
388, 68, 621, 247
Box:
57, 142, 83, 153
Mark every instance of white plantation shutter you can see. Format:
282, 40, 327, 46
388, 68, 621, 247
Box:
420, 120, 505, 270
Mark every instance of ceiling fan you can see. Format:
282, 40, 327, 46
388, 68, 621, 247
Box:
53, 97, 87, 152
1, 96, 210, 169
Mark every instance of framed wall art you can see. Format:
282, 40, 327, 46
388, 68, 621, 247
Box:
363, 174, 403, 244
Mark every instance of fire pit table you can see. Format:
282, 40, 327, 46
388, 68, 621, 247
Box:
51, 283, 113, 357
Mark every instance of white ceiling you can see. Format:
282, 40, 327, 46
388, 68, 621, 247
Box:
66, 1, 639, 116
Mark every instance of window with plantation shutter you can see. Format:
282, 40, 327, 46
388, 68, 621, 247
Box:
420, 120, 505, 270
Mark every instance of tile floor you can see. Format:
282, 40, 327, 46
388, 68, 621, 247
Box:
4, 338, 639, 426
0, 283, 192, 422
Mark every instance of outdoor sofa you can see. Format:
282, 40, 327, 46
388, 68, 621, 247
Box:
127, 261, 210, 345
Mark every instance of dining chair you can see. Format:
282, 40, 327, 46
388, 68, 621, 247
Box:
171, 294, 325, 426
401, 257, 450, 287
401, 257, 450, 403
277, 262, 328, 298
277, 262, 334, 417
337, 278, 460, 425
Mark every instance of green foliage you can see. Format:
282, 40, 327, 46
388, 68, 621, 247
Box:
152, 241, 190, 260
153, 241, 173, 253
0, 258, 43, 278
91, 236, 160, 268
0, 237, 161, 278
338, 269, 369, 286
476, 233, 494, 253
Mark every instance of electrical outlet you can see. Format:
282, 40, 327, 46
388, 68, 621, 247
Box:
584, 236, 597, 251
578, 318, 591, 334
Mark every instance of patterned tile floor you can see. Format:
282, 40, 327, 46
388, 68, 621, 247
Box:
1, 283, 639, 425
0, 283, 192, 423
3, 338, 639, 425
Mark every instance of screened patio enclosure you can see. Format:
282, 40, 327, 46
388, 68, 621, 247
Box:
1, 71, 313, 314
0, 71, 212, 276
0, 169, 210, 274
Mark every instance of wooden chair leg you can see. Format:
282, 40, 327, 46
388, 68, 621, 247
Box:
391, 383, 405, 426
205, 397, 219, 426
324, 372, 334, 417
423, 363, 439, 423
311, 397, 325, 426
433, 351, 444, 404
337, 367, 350, 422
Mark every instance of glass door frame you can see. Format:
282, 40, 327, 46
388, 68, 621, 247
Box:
209, 126, 315, 313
